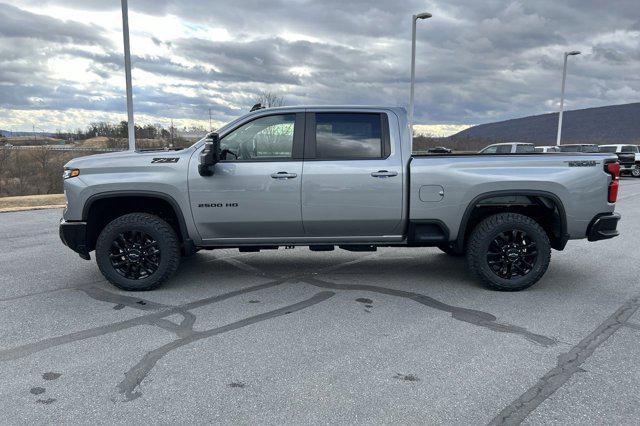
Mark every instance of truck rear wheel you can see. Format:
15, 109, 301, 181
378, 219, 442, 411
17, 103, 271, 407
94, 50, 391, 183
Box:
466, 213, 551, 291
95, 213, 180, 291
632, 166, 640, 178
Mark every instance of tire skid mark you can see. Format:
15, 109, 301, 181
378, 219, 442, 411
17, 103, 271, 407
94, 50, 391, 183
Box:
117, 291, 335, 401
304, 277, 556, 347
490, 295, 640, 425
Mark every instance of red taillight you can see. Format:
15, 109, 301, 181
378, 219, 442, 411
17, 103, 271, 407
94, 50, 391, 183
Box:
605, 162, 620, 203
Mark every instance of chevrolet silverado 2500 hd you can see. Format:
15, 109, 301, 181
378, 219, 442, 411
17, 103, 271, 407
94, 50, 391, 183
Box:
59, 106, 621, 291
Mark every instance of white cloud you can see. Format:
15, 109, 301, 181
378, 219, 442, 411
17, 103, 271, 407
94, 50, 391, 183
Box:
1, 0, 639, 133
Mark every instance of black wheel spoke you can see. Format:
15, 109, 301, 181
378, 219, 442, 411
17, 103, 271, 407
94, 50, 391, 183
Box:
486, 228, 538, 280
109, 230, 161, 280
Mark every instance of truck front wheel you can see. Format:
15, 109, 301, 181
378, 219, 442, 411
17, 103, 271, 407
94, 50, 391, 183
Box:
466, 213, 551, 291
95, 213, 180, 291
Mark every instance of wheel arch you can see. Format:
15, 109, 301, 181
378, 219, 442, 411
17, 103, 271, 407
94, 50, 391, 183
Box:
456, 190, 568, 252
82, 191, 193, 254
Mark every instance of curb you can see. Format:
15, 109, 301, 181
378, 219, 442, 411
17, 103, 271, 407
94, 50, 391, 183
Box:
0, 205, 65, 213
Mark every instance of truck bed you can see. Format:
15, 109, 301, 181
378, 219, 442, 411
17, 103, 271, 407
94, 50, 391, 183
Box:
408, 152, 617, 241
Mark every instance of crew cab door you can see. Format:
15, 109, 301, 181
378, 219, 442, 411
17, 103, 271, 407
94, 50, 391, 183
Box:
188, 113, 305, 241
301, 111, 403, 237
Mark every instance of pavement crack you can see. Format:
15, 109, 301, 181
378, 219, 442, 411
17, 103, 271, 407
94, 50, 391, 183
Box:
0, 279, 288, 362
304, 277, 556, 347
116, 291, 334, 401
79, 286, 170, 311
489, 295, 640, 425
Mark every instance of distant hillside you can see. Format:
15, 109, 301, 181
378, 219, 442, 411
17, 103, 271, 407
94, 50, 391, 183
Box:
0, 130, 55, 137
452, 102, 640, 145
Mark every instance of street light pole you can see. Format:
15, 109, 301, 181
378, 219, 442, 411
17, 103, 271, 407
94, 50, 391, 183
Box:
408, 12, 432, 138
121, 0, 135, 151
556, 50, 581, 146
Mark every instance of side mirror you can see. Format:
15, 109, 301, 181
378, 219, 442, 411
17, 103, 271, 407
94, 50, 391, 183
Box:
198, 133, 220, 176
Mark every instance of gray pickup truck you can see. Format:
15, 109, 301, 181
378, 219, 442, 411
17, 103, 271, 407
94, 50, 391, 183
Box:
60, 106, 621, 292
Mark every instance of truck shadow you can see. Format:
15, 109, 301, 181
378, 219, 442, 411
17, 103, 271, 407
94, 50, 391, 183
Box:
175, 250, 475, 291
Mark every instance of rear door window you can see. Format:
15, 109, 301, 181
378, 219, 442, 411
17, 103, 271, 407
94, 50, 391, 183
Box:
314, 113, 383, 159
599, 146, 618, 153
496, 145, 512, 154
516, 145, 535, 153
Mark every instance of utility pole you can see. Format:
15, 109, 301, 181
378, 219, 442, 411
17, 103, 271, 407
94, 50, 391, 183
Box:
170, 119, 174, 148
33, 124, 37, 145
121, 0, 136, 151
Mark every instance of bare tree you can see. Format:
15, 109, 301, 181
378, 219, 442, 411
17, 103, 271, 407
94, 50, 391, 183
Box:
0, 148, 12, 195
255, 91, 285, 108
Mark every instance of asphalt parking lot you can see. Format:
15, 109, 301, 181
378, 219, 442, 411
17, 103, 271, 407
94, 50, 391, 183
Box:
1, 178, 639, 424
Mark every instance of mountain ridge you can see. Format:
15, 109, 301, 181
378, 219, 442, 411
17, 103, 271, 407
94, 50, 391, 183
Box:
451, 102, 640, 145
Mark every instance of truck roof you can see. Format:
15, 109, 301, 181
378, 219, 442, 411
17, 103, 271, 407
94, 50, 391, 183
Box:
245, 105, 407, 113
486, 142, 534, 146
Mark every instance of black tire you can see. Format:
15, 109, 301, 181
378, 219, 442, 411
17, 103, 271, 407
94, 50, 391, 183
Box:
95, 213, 180, 291
632, 166, 640, 178
437, 243, 465, 257
466, 213, 551, 291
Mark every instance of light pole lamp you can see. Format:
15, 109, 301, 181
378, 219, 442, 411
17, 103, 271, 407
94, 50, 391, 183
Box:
409, 12, 432, 137
556, 50, 581, 146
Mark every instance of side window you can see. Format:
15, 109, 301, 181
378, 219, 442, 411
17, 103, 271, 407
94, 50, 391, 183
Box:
516, 145, 535, 153
220, 114, 295, 160
534, 147, 543, 153
481, 146, 498, 154
496, 145, 512, 154
315, 113, 383, 159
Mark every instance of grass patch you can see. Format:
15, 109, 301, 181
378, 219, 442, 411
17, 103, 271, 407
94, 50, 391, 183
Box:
0, 194, 65, 212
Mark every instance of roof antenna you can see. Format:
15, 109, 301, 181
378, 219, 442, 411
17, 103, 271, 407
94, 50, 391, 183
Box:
250, 103, 265, 112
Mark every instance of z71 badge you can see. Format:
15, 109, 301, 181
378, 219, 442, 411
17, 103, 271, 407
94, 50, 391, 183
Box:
151, 158, 179, 163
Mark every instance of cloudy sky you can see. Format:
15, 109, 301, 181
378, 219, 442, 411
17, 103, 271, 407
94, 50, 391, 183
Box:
1, 0, 638, 135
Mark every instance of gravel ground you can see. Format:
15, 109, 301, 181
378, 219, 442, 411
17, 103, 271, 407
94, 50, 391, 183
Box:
1, 178, 639, 424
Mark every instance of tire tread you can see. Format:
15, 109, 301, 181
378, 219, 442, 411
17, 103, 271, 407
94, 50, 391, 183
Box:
95, 213, 179, 291
466, 212, 551, 291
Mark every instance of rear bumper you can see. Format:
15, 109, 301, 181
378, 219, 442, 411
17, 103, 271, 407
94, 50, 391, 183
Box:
587, 213, 621, 242
59, 219, 90, 260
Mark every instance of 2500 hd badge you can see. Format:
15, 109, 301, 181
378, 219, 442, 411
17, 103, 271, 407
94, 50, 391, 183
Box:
198, 202, 239, 208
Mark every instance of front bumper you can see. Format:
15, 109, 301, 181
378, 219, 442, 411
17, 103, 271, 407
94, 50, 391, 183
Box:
587, 212, 621, 242
59, 219, 90, 260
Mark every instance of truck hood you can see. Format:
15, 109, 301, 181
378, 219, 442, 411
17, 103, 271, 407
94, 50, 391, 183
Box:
64, 148, 192, 170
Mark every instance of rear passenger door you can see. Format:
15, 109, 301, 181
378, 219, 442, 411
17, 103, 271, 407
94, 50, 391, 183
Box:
301, 112, 403, 238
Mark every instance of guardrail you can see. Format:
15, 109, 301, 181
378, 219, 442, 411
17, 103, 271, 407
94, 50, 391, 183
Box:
0, 145, 124, 152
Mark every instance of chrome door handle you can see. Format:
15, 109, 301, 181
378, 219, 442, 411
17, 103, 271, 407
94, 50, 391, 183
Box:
371, 170, 398, 178
270, 171, 298, 179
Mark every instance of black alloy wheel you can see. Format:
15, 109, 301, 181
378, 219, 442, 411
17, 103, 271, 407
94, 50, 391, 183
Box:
486, 229, 538, 279
466, 212, 551, 291
96, 213, 180, 291
109, 230, 161, 280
